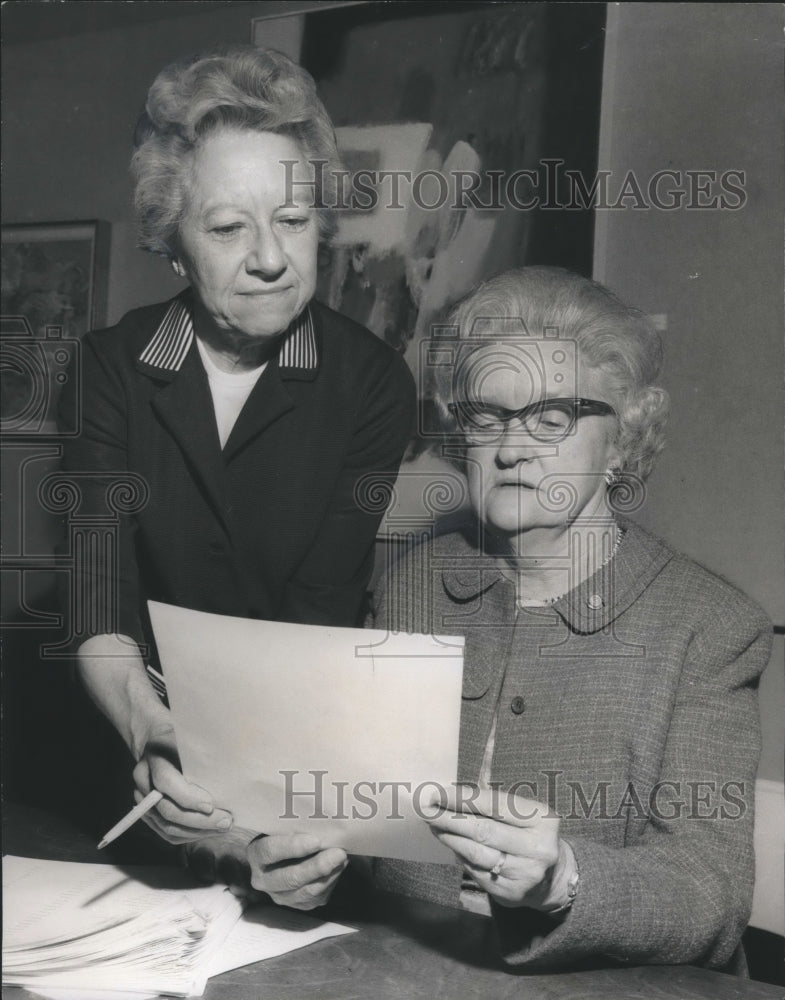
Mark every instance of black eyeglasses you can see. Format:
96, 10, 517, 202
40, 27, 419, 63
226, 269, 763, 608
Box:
447, 397, 617, 443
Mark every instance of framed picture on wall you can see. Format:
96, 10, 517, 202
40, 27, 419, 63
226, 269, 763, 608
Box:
251, 2, 605, 531
1, 220, 110, 435
297, 2, 605, 530
302, 2, 604, 351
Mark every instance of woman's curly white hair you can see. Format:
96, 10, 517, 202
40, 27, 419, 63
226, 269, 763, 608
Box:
436, 266, 669, 482
131, 45, 341, 257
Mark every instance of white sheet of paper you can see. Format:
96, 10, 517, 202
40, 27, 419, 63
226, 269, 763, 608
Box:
204, 905, 356, 977
22, 989, 155, 1000
148, 602, 465, 863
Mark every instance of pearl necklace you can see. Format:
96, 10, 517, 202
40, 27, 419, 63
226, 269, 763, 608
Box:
515, 525, 624, 608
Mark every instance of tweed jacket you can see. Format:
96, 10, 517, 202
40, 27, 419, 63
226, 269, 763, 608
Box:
57, 291, 415, 652
368, 519, 772, 973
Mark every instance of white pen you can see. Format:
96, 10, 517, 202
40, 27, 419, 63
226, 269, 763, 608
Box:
97, 790, 164, 849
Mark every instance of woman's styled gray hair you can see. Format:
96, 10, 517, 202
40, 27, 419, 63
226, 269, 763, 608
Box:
438, 266, 669, 482
131, 45, 341, 257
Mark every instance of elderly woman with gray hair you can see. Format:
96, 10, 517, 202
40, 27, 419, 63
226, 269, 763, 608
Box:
58, 44, 414, 885
360, 266, 771, 972
250, 266, 771, 972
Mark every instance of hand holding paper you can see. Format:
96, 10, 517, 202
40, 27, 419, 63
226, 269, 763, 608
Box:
148, 602, 465, 865
424, 786, 571, 912
248, 834, 349, 910
132, 721, 234, 844
187, 830, 348, 911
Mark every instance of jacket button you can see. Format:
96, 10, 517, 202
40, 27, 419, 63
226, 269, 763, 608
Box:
587, 594, 604, 610
510, 696, 526, 715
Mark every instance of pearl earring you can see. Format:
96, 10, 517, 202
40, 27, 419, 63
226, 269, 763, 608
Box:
171, 259, 185, 277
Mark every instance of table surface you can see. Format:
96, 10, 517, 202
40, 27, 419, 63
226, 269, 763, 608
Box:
3, 802, 781, 1000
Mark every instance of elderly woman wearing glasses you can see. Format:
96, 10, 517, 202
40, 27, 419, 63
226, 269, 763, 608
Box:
361, 267, 771, 973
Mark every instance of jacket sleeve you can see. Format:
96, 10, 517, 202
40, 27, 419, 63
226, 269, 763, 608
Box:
490, 600, 772, 972
56, 333, 146, 651
280, 348, 416, 627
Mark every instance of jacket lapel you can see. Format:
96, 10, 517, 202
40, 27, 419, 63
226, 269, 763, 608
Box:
221, 363, 295, 461
135, 295, 229, 533
149, 347, 230, 534
440, 525, 513, 700
135, 294, 322, 513
221, 305, 320, 461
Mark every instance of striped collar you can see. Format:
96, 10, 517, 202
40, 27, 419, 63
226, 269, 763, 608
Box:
136, 293, 319, 377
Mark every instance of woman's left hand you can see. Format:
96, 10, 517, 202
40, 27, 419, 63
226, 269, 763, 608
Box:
425, 786, 571, 910
188, 830, 348, 910
247, 834, 348, 911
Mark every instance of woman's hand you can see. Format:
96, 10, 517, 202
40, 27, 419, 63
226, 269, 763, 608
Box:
425, 787, 574, 911
131, 723, 234, 844
75, 635, 233, 845
247, 834, 348, 911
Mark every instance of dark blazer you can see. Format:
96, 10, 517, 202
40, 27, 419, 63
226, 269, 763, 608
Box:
369, 519, 772, 973
58, 291, 415, 651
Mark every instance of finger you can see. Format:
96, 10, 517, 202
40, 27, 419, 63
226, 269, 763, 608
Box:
132, 758, 153, 797
260, 848, 347, 895
137, 808, 210, 844
135, 796, 230, 844
462, 862, 523, 905
229, 885, 265, 903
140, 812, 232, 842
464, 855, 555, 904
146, 757, 217, 815
154, 794, 233, 830
431, 830, 509, 872
464, 860, 507, 884
437, 786, 547, 828
138, 812, 217, 845
426, 809, 535, 857
251, 847, 347, 895
266, 860, 348, 910
133, 787, 233, 832
143, 733, 181, 769
248, 833, 322, 867
426, 809, 498, 843
133, 755, 214, 816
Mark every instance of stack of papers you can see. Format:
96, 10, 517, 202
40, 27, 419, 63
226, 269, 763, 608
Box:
3, 855, 355, 997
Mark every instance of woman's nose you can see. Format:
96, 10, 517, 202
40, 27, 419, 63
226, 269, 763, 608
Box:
246, 227, 286, 278
495, 422, 540, 466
